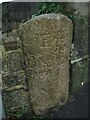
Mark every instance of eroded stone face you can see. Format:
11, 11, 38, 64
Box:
19, 13, 73, 115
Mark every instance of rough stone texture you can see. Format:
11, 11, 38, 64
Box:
2, 71, 29, 117
2, 30, 23, 74
2, 89, 29, 118
2, 30, 29, 117
19, 13, 73, 115
2, 72, 26, 89
2, 30, 20, 51
6, 51, 23, 73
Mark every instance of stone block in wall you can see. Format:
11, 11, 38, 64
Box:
2, 72, 26, 89
2, 30, 20, 51
2, 30, 24, 73
2, 89, 29, 117
2, 71, 29, 117
19, 13, 73, 115
6, 51, 23, 73
9, 21, 21, 32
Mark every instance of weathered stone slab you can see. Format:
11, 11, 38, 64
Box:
19, 13, 73, 115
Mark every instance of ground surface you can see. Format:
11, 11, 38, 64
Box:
1, 83, 88, 119
53, 83, 88, 118
19, 83, 88, 119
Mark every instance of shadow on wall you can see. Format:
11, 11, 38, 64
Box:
2, 2, 39, 33
2, 2, 88, 33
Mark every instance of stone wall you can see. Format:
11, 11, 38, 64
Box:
2, 2, 89, 118
2, 30, 30, 117
2, 2, 39, 32
2, 13, 73, 117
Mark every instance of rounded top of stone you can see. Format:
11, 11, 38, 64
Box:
20, 13, 73, 27
32, 13, 63, 20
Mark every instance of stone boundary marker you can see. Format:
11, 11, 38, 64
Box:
18, 13, 73, 115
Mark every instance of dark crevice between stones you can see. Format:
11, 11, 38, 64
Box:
3, 41, 19, 51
